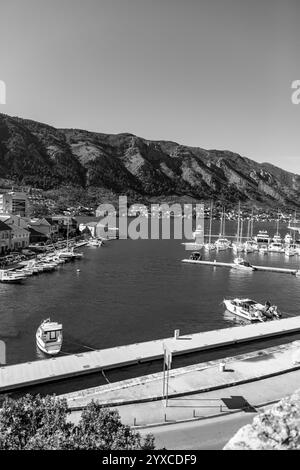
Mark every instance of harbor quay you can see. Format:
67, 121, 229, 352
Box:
1, 318, 300, 392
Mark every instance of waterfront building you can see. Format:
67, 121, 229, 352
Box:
28, 218, 54, 238
0, 221, 12, 255
0, 191, 29, 217
0, 215, 30, 250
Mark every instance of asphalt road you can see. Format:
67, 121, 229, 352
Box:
139, 410, 258, 450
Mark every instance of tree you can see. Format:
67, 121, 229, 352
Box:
0, 395, 155, 450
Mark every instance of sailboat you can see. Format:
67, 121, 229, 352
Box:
232, 203, 243, 253
58, 218, 79, 260
269, 210, 284, 252
204, 201, 215, 251
215, 208, 230, 250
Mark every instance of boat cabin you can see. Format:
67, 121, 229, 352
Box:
39, 322, 62, 343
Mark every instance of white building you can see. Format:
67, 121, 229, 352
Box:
0, 191, 29, 217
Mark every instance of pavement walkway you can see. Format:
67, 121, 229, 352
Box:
67, 341, 300, 428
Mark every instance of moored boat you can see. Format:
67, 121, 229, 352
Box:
223, 298, 281, 322
232, 257, 255, 271
36, 319, 63, 355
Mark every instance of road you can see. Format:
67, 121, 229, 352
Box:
139, 410, 258, 450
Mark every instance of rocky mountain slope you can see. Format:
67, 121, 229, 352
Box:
0, 113, 299, 207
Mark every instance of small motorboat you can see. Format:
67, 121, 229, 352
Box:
189, 251, 202, 261
232, 257, 255, 271
36, 319, 63, 355
223, 298, 281, 322
87, 238, 102, 247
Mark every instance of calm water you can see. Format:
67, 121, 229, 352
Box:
1, 219, 300, 372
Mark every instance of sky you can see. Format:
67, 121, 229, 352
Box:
0, 0, 300, 172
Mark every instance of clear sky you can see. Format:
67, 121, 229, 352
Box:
1, 0, 300, 172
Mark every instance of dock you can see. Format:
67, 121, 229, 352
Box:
182, 259, 298, 275
1, 317, 300, 392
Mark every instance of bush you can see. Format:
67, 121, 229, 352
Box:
0, 395, 155, 450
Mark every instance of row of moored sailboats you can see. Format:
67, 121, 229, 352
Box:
189, 205, 299, 257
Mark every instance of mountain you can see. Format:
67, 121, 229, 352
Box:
0, 113, 299, 208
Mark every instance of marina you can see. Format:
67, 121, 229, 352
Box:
1, 317, 300, 392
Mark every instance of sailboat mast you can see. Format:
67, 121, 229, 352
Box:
208, 201, 213, 244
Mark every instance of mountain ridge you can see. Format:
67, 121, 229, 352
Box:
0, 113, 299, 208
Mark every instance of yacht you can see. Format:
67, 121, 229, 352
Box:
36, 319, 63, 355
268, 241, 284, 253
223, 298, 281, 322
254, 230, 270, 244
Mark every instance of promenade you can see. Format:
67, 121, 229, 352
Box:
66, 341, 300, 428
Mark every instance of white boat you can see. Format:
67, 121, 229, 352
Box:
232, 204, 244, 254
254, 230, 270, 244
215, 237, 231, 251
284, 233, 293, 245
223, 298, 280, 322
259, 244, 268, 254
0, 269, 27, 283
232, 257, 255, 271
232, 242, 244, 254
182, 242, 203, 250
87, 238, 103, 247
204, 201, 215, 251
243, 240, 258, 252
204, 243, 216, 251
285, 246, 296, 257
268, 242, 284, 253
36, 319, 63, 355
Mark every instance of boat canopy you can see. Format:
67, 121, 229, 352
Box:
41, 322, 62, 332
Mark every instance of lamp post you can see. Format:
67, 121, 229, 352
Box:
162, 343, 172, 407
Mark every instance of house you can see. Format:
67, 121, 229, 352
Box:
10, 225, 30, 250
0, 221, 12, 255
51, 216, 78, 237
0, 215, 30, 250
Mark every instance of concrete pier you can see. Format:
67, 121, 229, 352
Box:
182, 259, 297, 275
1, 317, 300, 392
